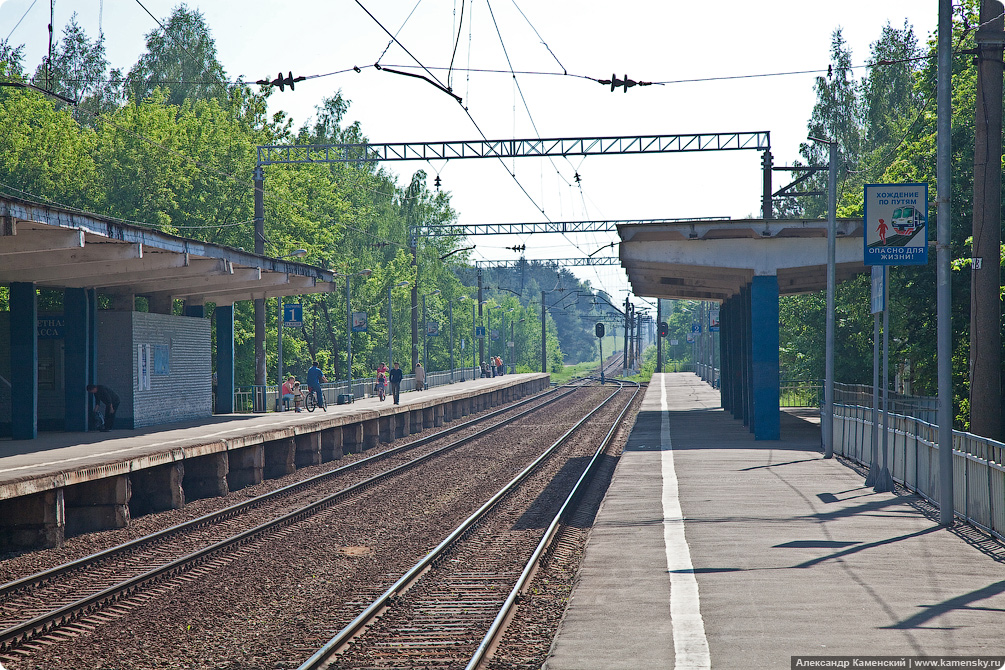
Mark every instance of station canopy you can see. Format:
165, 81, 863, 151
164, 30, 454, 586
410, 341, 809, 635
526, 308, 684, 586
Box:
0, 195, 334, 304
617, 218, 867, 302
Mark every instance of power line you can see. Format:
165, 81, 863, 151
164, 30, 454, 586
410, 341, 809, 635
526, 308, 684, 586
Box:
5, 0, 39, 42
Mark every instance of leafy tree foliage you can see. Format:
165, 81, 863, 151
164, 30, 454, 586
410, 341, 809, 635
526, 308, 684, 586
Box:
780, 2, 989, 428
126, 5, 228, 107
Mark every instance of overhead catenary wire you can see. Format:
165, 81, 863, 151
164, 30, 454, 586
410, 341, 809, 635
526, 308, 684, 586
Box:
5, 0, 39, 42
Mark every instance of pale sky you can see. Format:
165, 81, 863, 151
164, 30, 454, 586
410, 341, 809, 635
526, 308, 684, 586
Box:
2, 1, 938, 304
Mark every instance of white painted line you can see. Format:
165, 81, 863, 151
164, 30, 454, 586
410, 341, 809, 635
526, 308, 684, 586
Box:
661, 375, 711, 669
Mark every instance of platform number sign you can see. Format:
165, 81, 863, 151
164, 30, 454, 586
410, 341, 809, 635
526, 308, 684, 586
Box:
864, 183, 928, 266
283, 303, 302, 328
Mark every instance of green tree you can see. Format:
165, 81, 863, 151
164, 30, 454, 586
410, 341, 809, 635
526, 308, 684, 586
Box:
126, 4, 228, 107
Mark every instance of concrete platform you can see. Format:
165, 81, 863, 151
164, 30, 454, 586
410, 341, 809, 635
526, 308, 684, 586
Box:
544, 373, 1005, 669
0, 373, 548, 551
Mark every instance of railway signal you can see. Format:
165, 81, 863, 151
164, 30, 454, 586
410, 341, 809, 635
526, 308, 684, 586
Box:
595, 322, 605, 338
659, 321, 668, 337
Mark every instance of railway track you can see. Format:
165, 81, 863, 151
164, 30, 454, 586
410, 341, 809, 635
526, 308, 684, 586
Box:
0, 382, 586, 660
298, 381, 640, 670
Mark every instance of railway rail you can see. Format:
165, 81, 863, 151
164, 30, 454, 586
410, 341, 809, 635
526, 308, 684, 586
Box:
298, 381, 639, 670
0, 381, 584, 659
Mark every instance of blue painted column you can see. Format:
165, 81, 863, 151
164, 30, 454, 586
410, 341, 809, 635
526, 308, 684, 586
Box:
10, 282, 38, 439
63, 288, 90, 431
87, 289, 98, 386
750, 275, 780, 440
740, 285, 752, 428
720, 298, 732, 414
215, 304, 235, 414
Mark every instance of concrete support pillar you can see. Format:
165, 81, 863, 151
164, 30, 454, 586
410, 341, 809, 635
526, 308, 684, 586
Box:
149, 294, 173, 315
740, 285, 752, 428
264, 438, 296, 479
10, 282, 38, 439
0, 489, 64, 551
295, 432, 322, 467
87, 289, 98, 387
183, 452, 229, 499
63, 287, 90, 432
343, 423, 364, 454
130, 462, 185, 515
228, 444, 265, 489
379, 415, 394, 443
751, 275, 780, 440
109, 293, 134, 311
322, 427, 343, 461
395, 411, 410, 438
410, 409, 423, 434
363, 419, 379, 450
64, 476, 131, 536
215, 304, 235, 414
432, 405, 443, 427
423, 406, 435, 429
184, 298, 205, 318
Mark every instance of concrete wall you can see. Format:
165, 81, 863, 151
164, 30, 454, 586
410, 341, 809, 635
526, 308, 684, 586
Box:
98, 311, 212, 428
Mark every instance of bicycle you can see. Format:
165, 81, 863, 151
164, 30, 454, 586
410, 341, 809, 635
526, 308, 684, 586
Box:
304, 386, 326, 412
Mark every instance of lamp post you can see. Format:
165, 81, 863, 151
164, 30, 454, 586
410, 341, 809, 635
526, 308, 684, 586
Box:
388, 281, 410, 368
332, 268, 372, 400
275, 249, 307, 411
422, 289, 441, 375
488, 304, 502, 363
477, 300, 487, 376
504, 307, 514, 371
452, 296, 469, 381
808, 134, 837, 459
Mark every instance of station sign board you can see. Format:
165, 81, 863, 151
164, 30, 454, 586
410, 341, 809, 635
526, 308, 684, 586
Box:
351, 311, 368, 332
864, 183, 928, 266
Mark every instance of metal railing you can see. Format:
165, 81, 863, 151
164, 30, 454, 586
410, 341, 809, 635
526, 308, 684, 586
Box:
780, 379, 823, 408
233, 366, 484, 412
834, 402, 1005, 541
833, 382, 937, 423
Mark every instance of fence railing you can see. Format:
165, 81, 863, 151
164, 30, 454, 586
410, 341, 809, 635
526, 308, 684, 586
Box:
233, 365, 484, 413
834, 402, 1005, 542
779, 379, 823, 408
833, 382, 937, 423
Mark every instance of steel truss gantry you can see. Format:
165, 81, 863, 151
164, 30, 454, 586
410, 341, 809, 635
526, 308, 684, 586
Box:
475, 256, 619, 269
421, 217, 724, 237
257, 132, 771, 166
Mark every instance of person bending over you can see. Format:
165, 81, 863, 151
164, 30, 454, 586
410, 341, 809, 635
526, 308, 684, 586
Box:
87, 384, 120, 432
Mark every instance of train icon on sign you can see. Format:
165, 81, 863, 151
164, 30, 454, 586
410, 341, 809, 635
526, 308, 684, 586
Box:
891, 205, 924, 235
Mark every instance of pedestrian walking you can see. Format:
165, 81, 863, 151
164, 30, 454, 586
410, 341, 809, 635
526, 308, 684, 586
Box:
389, 362, 404, 404
414, 362, 425, 391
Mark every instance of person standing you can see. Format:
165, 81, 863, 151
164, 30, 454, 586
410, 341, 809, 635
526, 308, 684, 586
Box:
306, 361, 327, 410
389, 362, 404, 405
414, 362, 425, 391
86, 384, 120, 432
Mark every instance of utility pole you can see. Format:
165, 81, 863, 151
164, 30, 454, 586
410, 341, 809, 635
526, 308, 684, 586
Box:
937, 0, 954, 525
970, 0, 1004, 440
541, 290, 547, 373
622, 297, 630, 373
253, 166, 266, 411
656, 299, 663, 374
410, 233, 419, 373
478, 269, 484, 368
